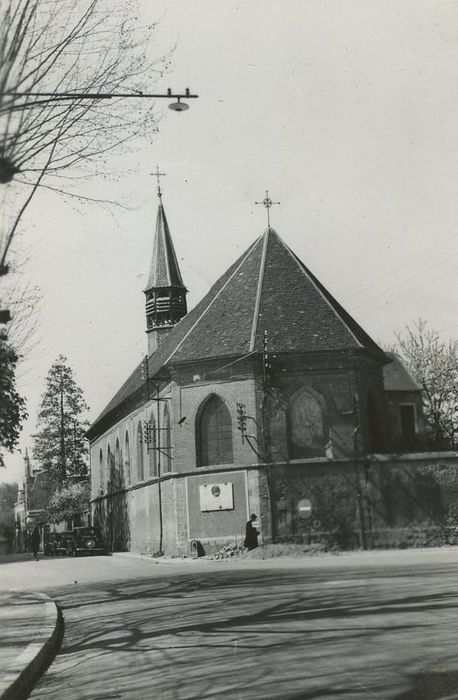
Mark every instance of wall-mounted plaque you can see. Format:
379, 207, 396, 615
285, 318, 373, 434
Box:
199, 482, 234, 511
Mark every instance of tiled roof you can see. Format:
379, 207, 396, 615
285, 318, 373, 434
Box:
88, 228, 386, 439
146, 203, 186, 290
383, 352, 421, 391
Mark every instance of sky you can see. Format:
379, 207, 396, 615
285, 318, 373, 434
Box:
2, 0, 458, 483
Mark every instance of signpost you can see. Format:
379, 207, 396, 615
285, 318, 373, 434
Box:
297, 499, 313, 545
297, 499, 313, 519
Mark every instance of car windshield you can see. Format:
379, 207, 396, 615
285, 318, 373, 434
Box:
75, 528, 96, 535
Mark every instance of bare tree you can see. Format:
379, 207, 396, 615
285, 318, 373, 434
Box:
395, 319, 458, 450
3, 269, 41, 366
0, 0, 172, 270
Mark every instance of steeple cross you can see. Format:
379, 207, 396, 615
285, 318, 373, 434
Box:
255, 189, 280, 228
151, 165, 166, 200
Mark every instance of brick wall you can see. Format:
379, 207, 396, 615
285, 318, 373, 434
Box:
186, 470, 248, 553
90, 348, 414, 556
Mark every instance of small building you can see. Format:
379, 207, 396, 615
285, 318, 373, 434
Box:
87, 192, 457, 555
383, 352, 426, 451
14, 449, 50, 552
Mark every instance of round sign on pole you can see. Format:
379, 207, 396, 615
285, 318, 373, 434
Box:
297, 499, 312, 519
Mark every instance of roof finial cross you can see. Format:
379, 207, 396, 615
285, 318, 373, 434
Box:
255, 189, 280, 228
152, 165, 166, 200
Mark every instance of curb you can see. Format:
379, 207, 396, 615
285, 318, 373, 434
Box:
112, 552, 198, 565
0, 593, 63, 700
112, 546, 458, 566
112, 552, 198, 568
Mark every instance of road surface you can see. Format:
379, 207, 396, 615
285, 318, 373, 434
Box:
1, 549, 457, 699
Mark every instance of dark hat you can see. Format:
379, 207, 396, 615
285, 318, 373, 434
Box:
250, 514, 257, 520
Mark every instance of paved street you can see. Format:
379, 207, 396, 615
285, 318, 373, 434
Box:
1, 549, 458, 699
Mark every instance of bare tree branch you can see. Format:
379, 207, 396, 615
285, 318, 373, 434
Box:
1, 0, 170, 265
395, 319, 458, 449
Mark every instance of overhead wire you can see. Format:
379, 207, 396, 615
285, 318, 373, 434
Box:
350, 250, 458, 312
362, 267, 456, 314
341, 232, 458, 303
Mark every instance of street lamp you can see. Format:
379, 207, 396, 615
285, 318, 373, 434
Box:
0, 88, 198, 184
2, 87, 198, 114
0, 85, 199, 282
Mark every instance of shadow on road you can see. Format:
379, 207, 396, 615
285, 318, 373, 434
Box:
395, 669, 458, 699
28, 560, 458, 699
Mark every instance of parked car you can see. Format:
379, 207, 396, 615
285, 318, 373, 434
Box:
68, 526, 109, 556
44, 531, 74, 556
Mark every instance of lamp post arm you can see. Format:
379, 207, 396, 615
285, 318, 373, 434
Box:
2, 90, 199, 103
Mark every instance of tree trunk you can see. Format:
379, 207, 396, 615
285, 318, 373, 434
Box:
60, 371, 66, 481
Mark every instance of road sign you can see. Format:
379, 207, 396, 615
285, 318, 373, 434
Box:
297, 499, 312, 519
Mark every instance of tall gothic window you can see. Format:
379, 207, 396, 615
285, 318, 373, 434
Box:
163, 405, 172, 473
124, 431, 131, 486
136, 423, 144, 481
107, 444, 114, 490
115, 436, 120, 476
197, 395, 234, 467
287, 389, 325, 459
99, 448, 104, 493
148, 415, 157, 477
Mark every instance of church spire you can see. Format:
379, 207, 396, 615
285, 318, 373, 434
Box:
144, 181, 187, 356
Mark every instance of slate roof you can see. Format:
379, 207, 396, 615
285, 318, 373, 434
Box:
383, 352, 421, 391
88, 228, 386, 440
146, 202, 186, 290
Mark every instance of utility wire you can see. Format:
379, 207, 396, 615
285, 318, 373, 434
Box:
351, 251, 458, 312
364, 267, 456, 314
342, 232, 458, 302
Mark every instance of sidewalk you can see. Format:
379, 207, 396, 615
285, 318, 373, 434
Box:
112, 544, 458, 568
0, 590, 61, 700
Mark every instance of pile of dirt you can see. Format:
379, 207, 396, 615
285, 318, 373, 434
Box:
246, 543, 330, 559
204, 542, 332, 561
205, 543, 247, 560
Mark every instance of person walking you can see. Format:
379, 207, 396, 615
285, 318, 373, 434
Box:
30, 526, 40, 561
244, 514, 259, 551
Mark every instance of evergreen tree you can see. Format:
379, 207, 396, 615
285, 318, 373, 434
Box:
33, 356, 89, 484
0, 334, 27, 467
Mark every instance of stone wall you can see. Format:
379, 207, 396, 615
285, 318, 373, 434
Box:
269, 452, 458, 549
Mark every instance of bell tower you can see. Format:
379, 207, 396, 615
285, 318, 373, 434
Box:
144, 173, 188, 356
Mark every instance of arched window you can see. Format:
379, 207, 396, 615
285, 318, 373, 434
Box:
115, 437, 122, 485
197, 395, 234, 467
148, 415, 157, 477
287, 389, 325, 459
163, 405, 172, 473
124, 431, 131, 486
99, 448, 104, 492
136, 423, 144, 482
107, 444, 114, 490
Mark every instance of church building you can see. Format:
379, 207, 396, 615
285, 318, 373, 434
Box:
87, 189, 440, 556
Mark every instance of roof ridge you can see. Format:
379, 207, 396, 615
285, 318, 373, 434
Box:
249, 229, 269, 351
278, 234, 364, 349
161, 206, 172, 284
161, 235, 264, 367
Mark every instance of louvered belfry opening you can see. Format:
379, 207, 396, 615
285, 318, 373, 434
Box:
144, 196, 188, 355
145, 286, 187, 330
